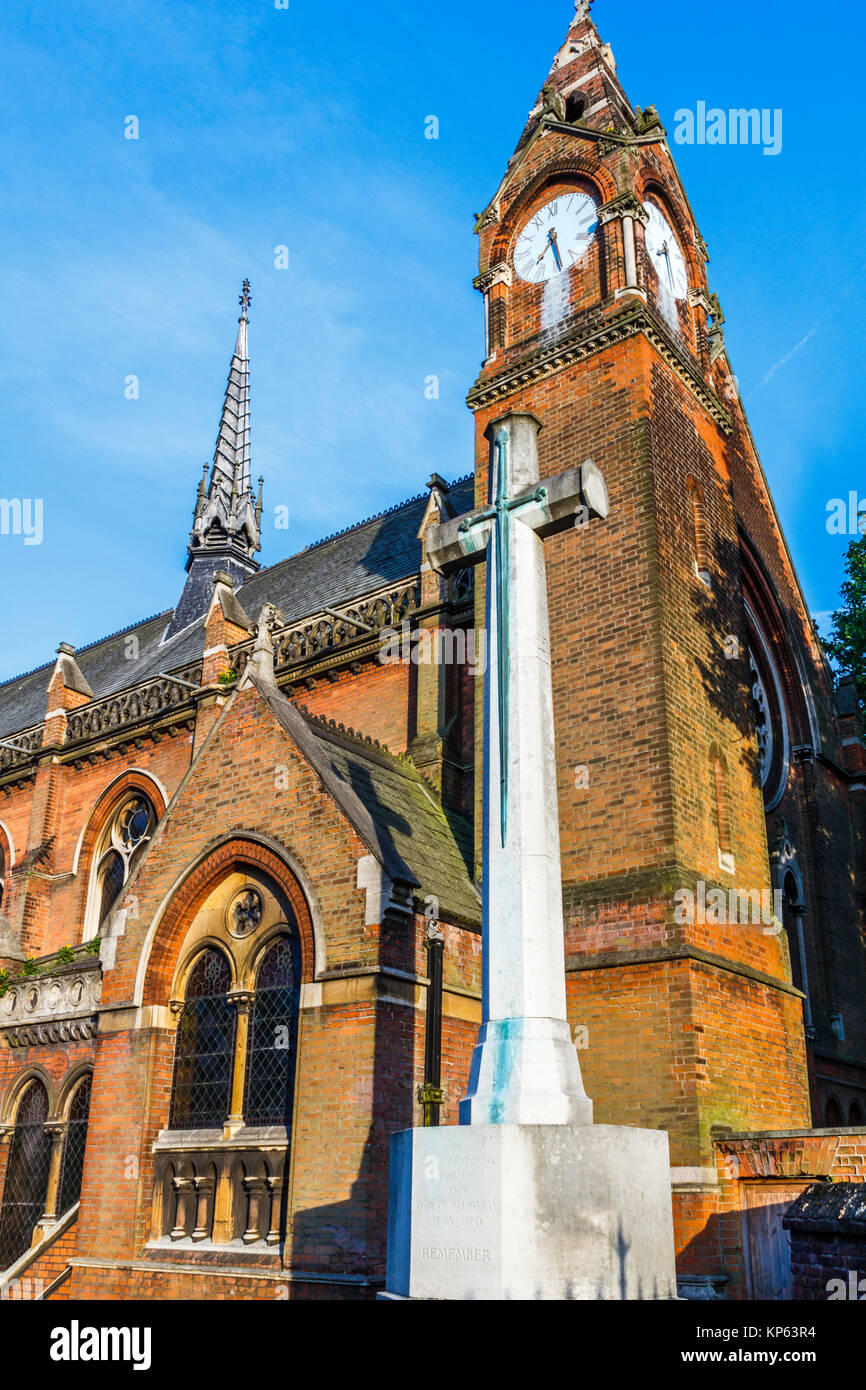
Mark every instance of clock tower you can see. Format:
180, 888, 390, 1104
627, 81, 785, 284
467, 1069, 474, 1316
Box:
467, 0, 840, 1292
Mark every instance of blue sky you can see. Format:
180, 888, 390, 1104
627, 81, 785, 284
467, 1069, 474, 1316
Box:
1, 0, 863, 683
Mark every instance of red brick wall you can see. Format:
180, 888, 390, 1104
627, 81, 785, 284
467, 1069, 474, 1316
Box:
791, 1231, 866, 1301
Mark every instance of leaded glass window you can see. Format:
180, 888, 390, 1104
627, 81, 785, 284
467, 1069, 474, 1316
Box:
98, 850, 125, 928
244, 936, 301, 1127
58, 1075, 92, 1215
0, 1081, 51, 1270
87, 792, 156, 938
169, 949, 236, 1130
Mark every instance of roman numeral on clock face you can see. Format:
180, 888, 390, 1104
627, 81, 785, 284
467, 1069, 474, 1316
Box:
513, 190, 598, 284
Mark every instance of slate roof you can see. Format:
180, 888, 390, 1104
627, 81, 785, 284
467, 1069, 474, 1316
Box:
257, 679, 480, 929
0, 478, 474, 739
783, 1181, 866, 1234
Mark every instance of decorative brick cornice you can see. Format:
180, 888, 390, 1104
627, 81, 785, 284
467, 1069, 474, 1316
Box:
0, 725, 44, 777
0, 581, 428, 774
715, 1134, 844, 1181
467, 301, 733, 434
63, 662, 204, 748
3, 1017, 98, 1048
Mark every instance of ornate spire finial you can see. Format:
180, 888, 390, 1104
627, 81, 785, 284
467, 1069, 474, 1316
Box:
166, 281, 263, 640
574, 0, 592, 21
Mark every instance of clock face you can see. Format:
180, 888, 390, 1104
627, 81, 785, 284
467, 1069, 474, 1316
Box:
514, 191, 597, 284
643, 202, 688, 300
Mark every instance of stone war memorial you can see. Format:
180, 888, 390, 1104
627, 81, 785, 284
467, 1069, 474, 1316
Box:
383, 413, 678, 1299
0, 0, 865, 1309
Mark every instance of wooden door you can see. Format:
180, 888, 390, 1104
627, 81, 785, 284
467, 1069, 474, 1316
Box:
742, 1182, 810, 1300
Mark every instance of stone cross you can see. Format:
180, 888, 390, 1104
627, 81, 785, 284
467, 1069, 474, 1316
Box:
426, 412, 609, 1126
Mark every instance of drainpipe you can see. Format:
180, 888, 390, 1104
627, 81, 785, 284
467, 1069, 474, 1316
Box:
418, 898, 445, 1126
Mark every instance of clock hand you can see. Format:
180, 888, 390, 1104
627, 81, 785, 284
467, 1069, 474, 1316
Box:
535, 231, 555, 266
658, 241, 674, 291
549, 229, 563, 271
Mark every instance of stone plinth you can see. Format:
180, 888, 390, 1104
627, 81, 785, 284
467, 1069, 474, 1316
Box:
384, 1123, 677, 1300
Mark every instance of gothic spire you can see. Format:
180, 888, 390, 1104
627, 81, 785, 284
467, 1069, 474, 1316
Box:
191, 279, 259, 560
165, 281, 264, 639
513, 0, 634, 153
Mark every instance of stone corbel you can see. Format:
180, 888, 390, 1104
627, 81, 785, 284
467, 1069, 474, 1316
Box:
596, 192, 648, 226
473, 263, 513, 294
474, 202, 500, 233
695, 291, 726, 365
634, 105, 664, 136
708, 326, 726, 365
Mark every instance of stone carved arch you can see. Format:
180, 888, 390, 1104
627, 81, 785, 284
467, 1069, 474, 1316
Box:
54, 1062, 95, 1121
73, 769, 168, 942
0, 819, 14, 878
71, 768, 168, 879
2, 1064, 55, 1124
0, 1075, 52, 1270
171, 937, 238, 1001
139, 835, 320, 1008
490, 160, 616, 268
636, 175, 704, 286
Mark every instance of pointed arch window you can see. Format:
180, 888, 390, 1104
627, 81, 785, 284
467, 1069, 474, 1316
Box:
686, 477, 711, 586
169, 948, 236, 1131
58, 1074, 92, 1215
824, 1097, 843, 1128
85, 793, 156, 940
245, 935, 301, 1127
710, 745, 734, 873
0, 1081, 52, 1270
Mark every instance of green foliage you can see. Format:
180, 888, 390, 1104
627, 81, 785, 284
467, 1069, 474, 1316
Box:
0, 941, 101, 997
217, 669, 238, 686
825, 533, 866, 715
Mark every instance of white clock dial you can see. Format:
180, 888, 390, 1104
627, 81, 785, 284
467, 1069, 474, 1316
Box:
643, 202, 688, 301
514, 191, 597, 284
